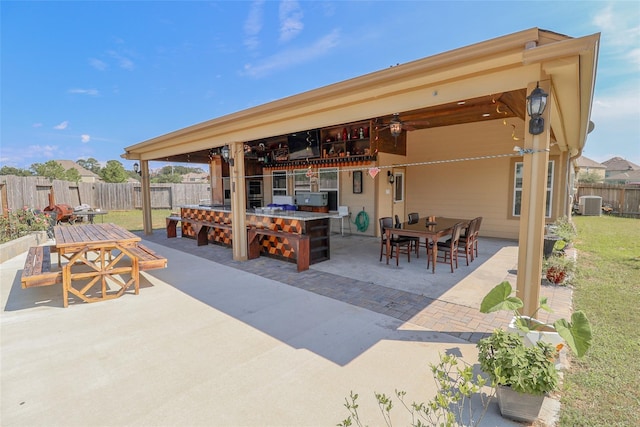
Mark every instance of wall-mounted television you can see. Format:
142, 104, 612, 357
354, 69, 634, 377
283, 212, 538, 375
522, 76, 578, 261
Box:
287, 129, 320, 160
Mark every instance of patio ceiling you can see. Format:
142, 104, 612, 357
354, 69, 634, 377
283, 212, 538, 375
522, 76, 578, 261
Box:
150, 90, 528, 165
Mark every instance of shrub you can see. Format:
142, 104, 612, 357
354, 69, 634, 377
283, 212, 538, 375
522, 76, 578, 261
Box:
0, 207, 51, 243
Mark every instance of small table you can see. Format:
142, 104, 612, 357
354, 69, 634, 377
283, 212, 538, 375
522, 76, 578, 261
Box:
74, 210, 108, 224
386, 217, 469, 273
54, 223, 142, 307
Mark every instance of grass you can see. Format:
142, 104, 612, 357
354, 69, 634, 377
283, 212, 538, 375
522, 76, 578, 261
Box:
559, 216, 640, 426
97, 209, 173, 232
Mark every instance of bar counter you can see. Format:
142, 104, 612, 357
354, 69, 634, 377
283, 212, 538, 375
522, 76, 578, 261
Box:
178, 205, 331, 265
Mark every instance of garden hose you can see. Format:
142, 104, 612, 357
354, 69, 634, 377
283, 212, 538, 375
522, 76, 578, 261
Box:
353, 208, 369, 232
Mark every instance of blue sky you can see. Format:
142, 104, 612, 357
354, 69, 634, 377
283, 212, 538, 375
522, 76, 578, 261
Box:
1, 1, 639, 170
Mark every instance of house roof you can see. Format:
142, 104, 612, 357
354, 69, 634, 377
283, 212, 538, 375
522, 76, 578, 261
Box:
122, 27, 600, 164
601, 157, 640, 171
575, 156, 605, 169
605, 169, 640, 183
56, 160, 101, 178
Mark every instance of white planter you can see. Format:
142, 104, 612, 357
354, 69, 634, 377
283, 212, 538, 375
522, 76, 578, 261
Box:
496, 385, 545, 423
507, 315, 563, 348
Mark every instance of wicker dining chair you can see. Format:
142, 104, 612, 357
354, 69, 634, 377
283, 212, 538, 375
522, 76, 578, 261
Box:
457, 217, 479, 265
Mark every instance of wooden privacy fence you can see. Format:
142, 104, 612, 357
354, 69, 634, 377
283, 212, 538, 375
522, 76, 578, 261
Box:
0, 175, 210, 212
575, 184, 640, 217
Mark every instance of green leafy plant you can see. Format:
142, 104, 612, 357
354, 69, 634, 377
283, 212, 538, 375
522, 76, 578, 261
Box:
477, 328, 559, 395
480, 281, 592, 357
338, 353, 495, 427
549, 216, 577, 244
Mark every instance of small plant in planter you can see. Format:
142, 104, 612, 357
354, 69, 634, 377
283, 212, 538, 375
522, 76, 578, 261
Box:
542, 253, 576, 285
480, 281, 592, 357
477, 329, 559, 422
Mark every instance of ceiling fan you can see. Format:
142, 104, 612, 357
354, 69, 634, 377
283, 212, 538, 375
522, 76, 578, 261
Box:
374, 113, 431, 146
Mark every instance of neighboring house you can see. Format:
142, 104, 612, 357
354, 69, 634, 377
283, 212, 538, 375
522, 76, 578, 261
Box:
604, 169, 640, 185
182, 172, 209, 183
602, 157, 640, 178
56, 160, 102, 183
575, 156, 606, 181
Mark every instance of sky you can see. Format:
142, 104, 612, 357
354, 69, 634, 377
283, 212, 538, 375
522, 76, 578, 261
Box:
1, 0, 639, 171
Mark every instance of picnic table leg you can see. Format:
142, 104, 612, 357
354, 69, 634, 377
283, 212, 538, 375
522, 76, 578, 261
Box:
62, 264, 70, 308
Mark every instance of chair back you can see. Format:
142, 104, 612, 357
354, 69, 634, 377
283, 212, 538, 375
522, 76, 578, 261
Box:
473, 217, 483, 238
379, 217, 393, 240
408, 212, 419, 224
464, 217, 478, 239
450, 222, 463, 247
338, 206, 349, 216
394, 215, 402, 228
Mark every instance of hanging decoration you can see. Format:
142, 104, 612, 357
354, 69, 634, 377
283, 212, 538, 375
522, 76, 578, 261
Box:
368, 167, 380, 179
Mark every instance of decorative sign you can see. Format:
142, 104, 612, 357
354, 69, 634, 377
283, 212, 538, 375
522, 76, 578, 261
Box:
368, 167, 380, 179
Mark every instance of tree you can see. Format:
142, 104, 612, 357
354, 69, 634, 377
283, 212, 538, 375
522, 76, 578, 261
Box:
152, 173, 182, 183
100, 160, 129, 183
0, 166, 33, 176
76, 158, 101, 174
65, 168, 82, 183
31, 161, 67, 180
578, 172, 602, 184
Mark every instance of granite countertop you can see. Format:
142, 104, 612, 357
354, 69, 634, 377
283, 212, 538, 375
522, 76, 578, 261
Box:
180, 205, 334, 221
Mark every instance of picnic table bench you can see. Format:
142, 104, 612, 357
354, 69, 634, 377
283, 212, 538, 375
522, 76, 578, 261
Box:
21, 245, 62, 288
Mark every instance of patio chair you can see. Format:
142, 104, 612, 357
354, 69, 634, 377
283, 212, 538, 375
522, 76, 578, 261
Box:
407, 212, 427, 257
428, 222, 463, 273
472, 217, 483, 259
379, 217, 412, 266
457, 217, 479, 265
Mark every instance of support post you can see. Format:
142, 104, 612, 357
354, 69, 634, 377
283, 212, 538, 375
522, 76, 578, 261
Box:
516, 79, 551, 317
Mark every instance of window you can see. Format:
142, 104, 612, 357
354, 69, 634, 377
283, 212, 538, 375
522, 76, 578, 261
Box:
394, 172, 404, 202
512, 161, 554, 217
272, 170, 287, 197
318, 167, 339, 211
293, 169, 311, 195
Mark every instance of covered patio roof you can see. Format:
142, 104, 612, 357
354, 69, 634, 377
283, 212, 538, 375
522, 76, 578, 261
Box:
122, 27, 599, 164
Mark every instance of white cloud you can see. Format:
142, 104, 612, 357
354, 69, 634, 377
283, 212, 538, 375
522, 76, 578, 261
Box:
81, 134, 91, 143
53, 121, 69, 130
244, 0, 265, 51
279, 0, 303, 43
89, 58, 107, 70
242, 29, 340, 78
69, 88, 99, 96
107, 50, 135, 70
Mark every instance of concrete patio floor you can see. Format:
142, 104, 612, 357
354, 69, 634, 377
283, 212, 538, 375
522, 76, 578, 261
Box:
1, 231, 571, 426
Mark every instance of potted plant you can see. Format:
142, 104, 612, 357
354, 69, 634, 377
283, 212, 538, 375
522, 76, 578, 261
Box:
480, 281, 592, 358
477, 328, 559, 422
543, 254, 576, 285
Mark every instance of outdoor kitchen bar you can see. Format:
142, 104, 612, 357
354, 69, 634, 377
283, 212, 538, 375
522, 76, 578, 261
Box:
174, 204, 331, 270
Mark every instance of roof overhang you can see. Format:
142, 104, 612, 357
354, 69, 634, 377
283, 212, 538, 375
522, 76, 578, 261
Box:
122, 28, 599, 163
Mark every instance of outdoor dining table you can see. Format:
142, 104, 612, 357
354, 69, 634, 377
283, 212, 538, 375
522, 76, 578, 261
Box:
385, 216, 470, 273
53, 223, 143, 307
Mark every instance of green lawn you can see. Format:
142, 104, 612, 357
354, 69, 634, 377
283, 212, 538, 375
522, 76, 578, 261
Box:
559, 216, 640, 426
98, 209, 173, 232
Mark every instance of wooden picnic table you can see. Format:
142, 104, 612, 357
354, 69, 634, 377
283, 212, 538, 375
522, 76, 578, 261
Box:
53, 223, 160, 307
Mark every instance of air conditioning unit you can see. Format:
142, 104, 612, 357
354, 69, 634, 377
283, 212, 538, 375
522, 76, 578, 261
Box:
578, 196, 602, 216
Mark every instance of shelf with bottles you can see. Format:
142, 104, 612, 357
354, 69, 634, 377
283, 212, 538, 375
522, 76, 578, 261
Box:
320, 121, 371, 158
